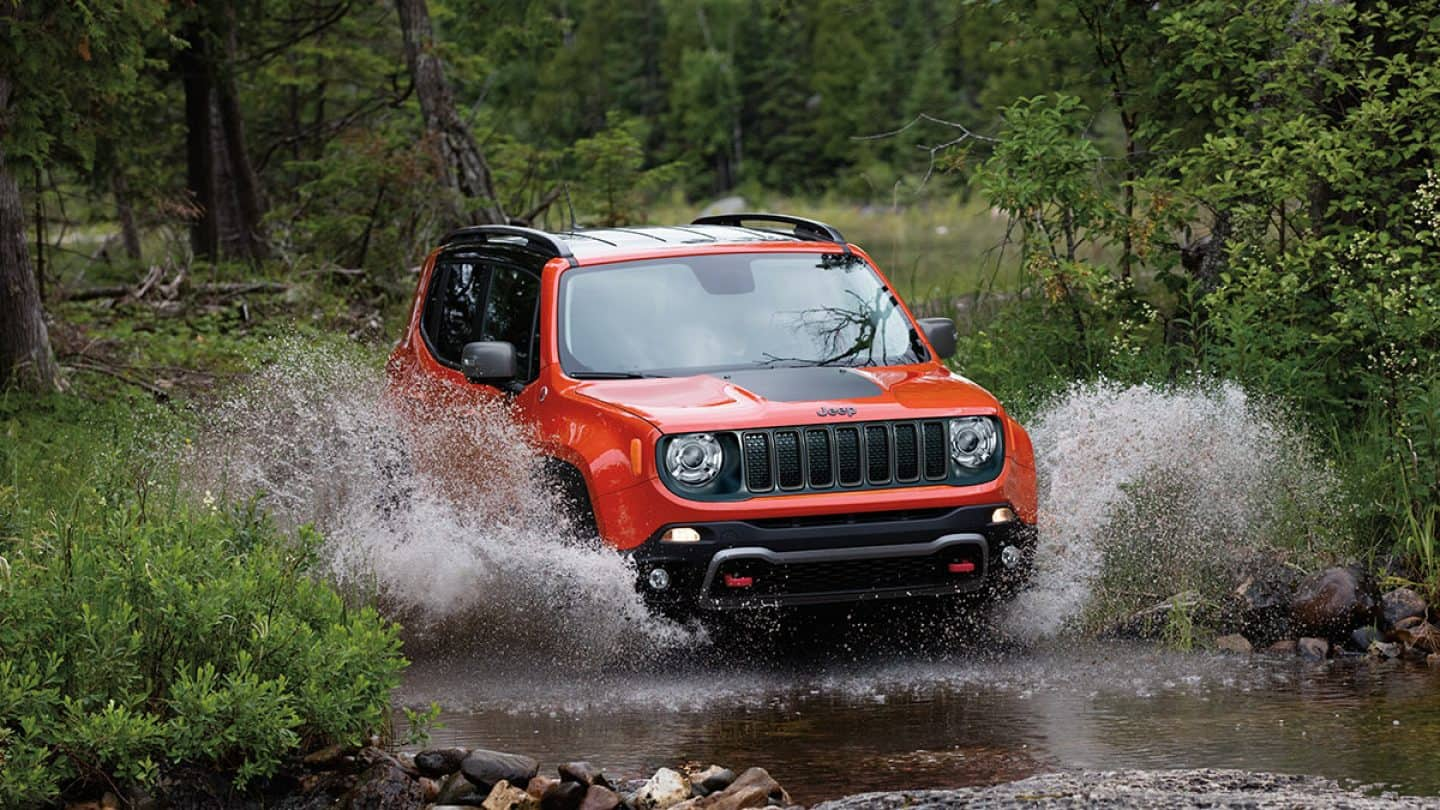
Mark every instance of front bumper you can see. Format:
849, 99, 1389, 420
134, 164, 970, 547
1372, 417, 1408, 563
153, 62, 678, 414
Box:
629, 504, 1034, 611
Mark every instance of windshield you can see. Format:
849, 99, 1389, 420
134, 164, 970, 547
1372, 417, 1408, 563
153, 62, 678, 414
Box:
558, 252, 925, 377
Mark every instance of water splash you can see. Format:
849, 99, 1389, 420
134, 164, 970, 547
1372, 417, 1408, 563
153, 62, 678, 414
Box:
1006, 379, 1344, 640
186, 344, 699, 665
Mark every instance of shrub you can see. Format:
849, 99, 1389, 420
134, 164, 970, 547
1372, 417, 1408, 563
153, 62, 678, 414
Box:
0, 395, 405, 806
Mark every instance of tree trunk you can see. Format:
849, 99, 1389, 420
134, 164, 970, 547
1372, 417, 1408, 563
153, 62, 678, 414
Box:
0, 79, 61, 393
394, 0, 506, 225
215, 2, 268, 261
113, 171, 143, 261
180, 24, 218, 261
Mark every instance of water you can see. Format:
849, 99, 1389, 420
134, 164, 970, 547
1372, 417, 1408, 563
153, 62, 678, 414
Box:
190, 355, 1421, 802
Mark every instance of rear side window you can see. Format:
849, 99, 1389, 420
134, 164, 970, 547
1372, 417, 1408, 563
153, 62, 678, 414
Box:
421, 254, 542, 381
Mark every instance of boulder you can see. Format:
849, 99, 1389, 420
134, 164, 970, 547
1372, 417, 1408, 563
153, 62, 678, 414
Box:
421, 777, 442, 802
484, 781, 541, 810
1348, 625, 1381, 652
632, 768, 692, 810
1265, 639, 1297, 654
690, 766, 735, 797
560, 762, 607, 787
1383, 588, 1428, 629
1234, 564, 1299, 642
579, 785, 623, 810
462, 749, 540, 793
1368, 640, 1401, 659
1297, 637, 1330, 661
1394, 619, 1440, 653
438, 772, 490, 806
528, 776, 560, 799
673, 768, 790, 810
417, 747, 471, 777
1290, 566, 1380, 640
303, 743, 348, 768
542, 780, 588, 810
341, 761, 423, 810
1213, 634, 1252, 654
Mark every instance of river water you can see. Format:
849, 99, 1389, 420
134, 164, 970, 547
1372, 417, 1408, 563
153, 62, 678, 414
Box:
395, 640, 1440, 805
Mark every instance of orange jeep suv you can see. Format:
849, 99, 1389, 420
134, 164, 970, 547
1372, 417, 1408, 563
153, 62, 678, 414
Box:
387, 214, 1037, 616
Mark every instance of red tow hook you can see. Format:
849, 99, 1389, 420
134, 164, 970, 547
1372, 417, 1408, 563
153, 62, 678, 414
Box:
723, 573, 754, 588
947, 561, 976, 574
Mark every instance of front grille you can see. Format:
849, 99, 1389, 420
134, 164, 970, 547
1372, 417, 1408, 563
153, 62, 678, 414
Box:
739, 419, 949, 495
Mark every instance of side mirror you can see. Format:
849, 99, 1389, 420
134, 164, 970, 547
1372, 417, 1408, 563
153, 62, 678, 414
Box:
917, 317, 957, 360
460, 341, 518, 385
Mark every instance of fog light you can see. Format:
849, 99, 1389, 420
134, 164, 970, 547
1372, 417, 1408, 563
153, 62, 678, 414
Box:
990, 507, 1016, 524
647, 567, 671, 591
661, 527, 701, 543
1000, 545, 1022, 570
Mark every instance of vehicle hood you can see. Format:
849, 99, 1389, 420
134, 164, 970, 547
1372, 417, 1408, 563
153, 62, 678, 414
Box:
570, 365, 1001, 433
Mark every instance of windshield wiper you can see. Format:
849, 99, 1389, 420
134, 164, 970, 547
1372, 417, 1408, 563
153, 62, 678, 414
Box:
568, 371, 668, 379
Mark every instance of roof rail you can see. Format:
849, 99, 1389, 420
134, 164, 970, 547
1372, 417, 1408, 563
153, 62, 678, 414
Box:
442, 225, 576, 264
691, 213, 848, 249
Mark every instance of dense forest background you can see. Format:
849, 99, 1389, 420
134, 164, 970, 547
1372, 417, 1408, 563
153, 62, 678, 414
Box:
2, 1, 1440, 803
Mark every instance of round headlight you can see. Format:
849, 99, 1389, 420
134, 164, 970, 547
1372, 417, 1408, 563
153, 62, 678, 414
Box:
666, 433, 723, 485
949, 417, 998, 468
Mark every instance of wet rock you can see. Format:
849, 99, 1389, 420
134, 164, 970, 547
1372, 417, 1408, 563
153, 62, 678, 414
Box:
1394, 619, 1440, 653
690, 766, 736, 797
542, 780, 588, 810
462, 749, 540, 793
484, 780, 542, 810
1368, 640, 1401, 659
528, 776, 560, 799
438, 771, 489, 806
1297, 637, 1329, 661
1290, 566, 1380, 640
1383, 587, 1427, 629
633, 768, 692, 810
341, 761, 423, 810
560, 761, 608, 787
303, 743, 348, 768
1349, 625, 1381, 652
1213, 634, 1252, 654
1234, 564, 1299, 642
673, 768, 790, 810
1265, 639, 1297, 654
580, 785, 623, 810
417, 746, 471, 777
421, 777, 442, 802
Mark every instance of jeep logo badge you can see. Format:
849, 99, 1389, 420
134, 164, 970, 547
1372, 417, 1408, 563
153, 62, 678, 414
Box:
817, 406, 858, 417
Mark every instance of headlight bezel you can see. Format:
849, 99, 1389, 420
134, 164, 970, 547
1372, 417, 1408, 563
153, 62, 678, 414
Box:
656, 432, 744, 497
949, 416, 999, 469
665, 432, 724, 485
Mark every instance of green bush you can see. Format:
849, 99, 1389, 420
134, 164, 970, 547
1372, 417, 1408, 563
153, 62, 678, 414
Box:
0, 396, 405, 806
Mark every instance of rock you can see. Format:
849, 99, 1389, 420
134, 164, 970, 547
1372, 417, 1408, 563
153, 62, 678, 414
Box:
528, 776, 560, 799
1382, 587, 1427, 628
100, 793, 120, 810
462, 749, 540, 793
1290, 566, 1380, 640
1213, 634, 1252, 654
1368, 640, 1401, 659
1234, 564, 1299, 642
303, 743, 348, 768
1265, 639, 1297, 654
1348, 625, 1381, 652
690, 766, 736, 797
674, 768, 790, 810
580, 785, 623, 810
417, 747, 471, 777
633, 768, 692, 810
1297, 637, 1329, 661
1429, 653, 1440, 668
1394, 619, 1440, 653
438, 772, 489, 806
484, 780, 541, 810
421, 777, 442, 802
341, 761, 424, 810
542, 780, 588, 810
560, 761, 607, 787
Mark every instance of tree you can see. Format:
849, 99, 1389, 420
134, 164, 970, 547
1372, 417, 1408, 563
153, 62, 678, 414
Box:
394, 0, 506, 225
0, 0, 166, 393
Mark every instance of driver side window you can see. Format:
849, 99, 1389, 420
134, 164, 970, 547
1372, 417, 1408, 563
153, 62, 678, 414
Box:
421, 253, 542, 382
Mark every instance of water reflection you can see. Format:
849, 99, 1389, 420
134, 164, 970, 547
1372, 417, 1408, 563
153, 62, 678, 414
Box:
396, 644, 1440, 804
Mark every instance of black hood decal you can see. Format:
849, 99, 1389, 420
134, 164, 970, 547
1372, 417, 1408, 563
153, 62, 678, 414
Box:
715, 367, 884, 403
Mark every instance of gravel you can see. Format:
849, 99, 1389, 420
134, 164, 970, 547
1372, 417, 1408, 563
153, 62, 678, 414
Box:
813, 769, 1440, 809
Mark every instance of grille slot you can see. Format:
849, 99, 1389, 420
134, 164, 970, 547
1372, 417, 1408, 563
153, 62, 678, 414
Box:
743, 432, 772, 491
806, 429, 833, 487
775, 431, 803, 489
864, 425, 891, 484
836, 427, 862, 486
894, 423, 919, 482
922, 421, 947, 479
